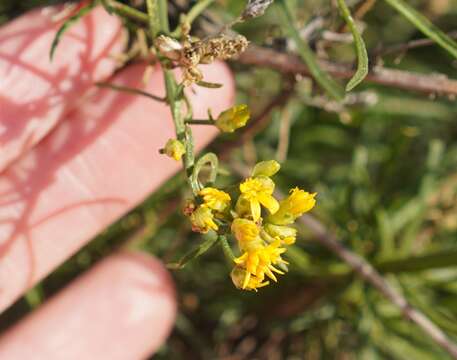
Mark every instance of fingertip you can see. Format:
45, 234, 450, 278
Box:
0, 251, 176, 359
0, 5, 124, 173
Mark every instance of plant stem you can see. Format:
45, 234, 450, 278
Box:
107, 1, 149, 24
163, 71, 196, 190
146, 0, 196, 193
277, 0, 344, 101
157, 0, 169, 32
146, 0, 160, 37
185, 119, 214, 125
171, 0, 216, 37
220, 235, 236, 262
96, 82, 165, 102
191, 152, 219, 193
383, 0, 457, 59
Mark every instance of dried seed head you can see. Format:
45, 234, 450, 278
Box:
155, 35, 183, 61
204, 35, 249, 61
241, 0, 275, 20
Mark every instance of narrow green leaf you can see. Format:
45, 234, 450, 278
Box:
96, 82, 166, 102
167, 233, 220, 269
384, 0, 457, 59
336, 0, 369, 91
277, 0, 344, 100
377, 248, 457, 273
50, 4, 95, 61
196, 80, 223, 89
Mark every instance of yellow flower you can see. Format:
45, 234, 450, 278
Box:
268, 188, 316, 225
264, 223, 297, 245
234, 240, 287, 288
239, 177, 279, 221
231, 218, 262, 250
163, 139, 185, 161
215, 104, 250, 133
199, 187, 231, 212
252, 160, 281, 178
231, 266, 269, 291
190, 205, 218, 233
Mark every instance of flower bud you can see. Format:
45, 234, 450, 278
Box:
215, 105, 250, 133
163, 139, 185, 161
252, 160, 280, 178
268, 188, 316, 225
264, 223, 297, 245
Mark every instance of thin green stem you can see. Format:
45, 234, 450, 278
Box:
383, 0, 457, 59
154, 0, 197, 195
105, 0, 149, 24
171, 0, 216, 37
158, 0, 170, 32
146, 0, 160, 37
164, 70, 196, 192
96, 82, 165, 102
220, 235, 235, 262
277, 0, 344, 100
191, 152, 219, 193
185, 119, 214, 125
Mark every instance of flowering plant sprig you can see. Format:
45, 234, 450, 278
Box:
185, 160, 316, 291
51, 0, 311, 291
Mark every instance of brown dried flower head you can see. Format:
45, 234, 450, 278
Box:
241, 0, 275, 20
154, 33, 249, 86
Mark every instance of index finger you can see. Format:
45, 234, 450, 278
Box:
0, 5, 124, 173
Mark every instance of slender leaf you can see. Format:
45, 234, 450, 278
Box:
384, 0, 457, 59
277, 0, 345, 100
336, 0, 369, 91
96, 82, 166, 102
50, 3, 95, 61
167, 233, 220, 269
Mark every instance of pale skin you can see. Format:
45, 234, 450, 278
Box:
0, 5, 234, 359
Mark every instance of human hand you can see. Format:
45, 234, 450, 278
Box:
0, 5, 233, 359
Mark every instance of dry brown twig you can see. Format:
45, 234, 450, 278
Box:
237, 45, 457, 97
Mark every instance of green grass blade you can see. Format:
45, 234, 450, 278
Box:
50, 3, 95, 61
336, 0, 369, 91
384, 0, 457, 59
277, 0, 344, 100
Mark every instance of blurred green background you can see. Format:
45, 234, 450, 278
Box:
1, 0, 457, 358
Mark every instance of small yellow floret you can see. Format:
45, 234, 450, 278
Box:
215, 104, 250, 133
163, 139, 185, 161
231, 218, 261, 250
239, 177, 279, 221
231, 266, 269, 291
268, 188, 316, 225
190, 205, 218, 233
234, 240, 287, 289
199, 187, 231, 212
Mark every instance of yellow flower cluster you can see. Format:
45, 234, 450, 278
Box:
186, 160, 316, 291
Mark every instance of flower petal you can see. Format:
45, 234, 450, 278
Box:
259, 194, 279, 214
250, 199, 261, 221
